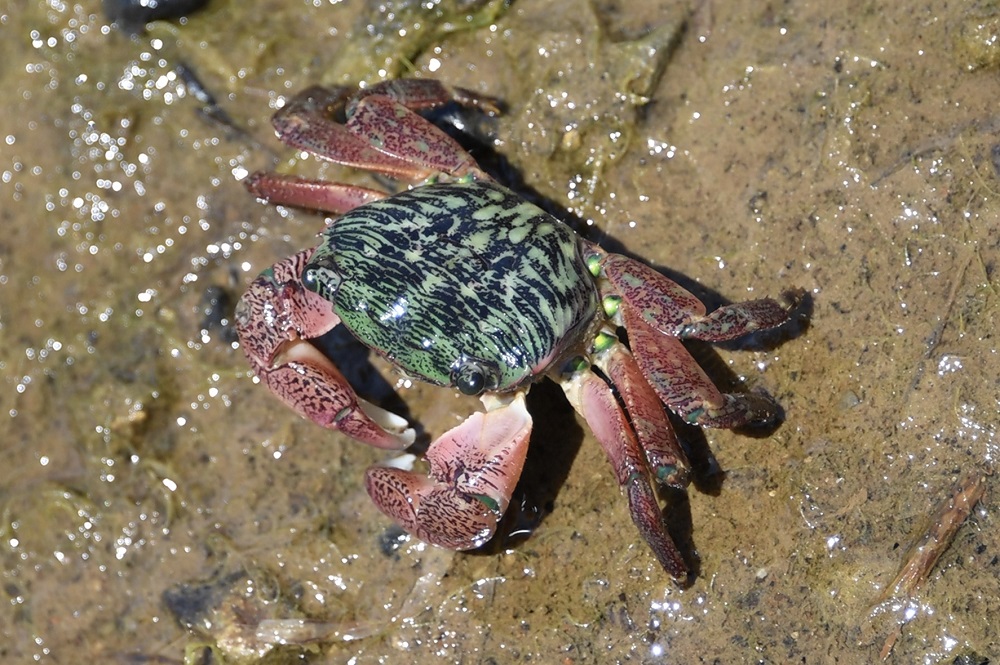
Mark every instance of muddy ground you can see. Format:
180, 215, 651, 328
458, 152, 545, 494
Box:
2, 0, 998, 663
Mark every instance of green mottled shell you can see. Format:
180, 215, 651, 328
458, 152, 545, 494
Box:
305, 180, 598, 392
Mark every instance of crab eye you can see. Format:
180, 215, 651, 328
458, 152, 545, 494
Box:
452, 359, 495, 396
302, 268, 320, 291
302, 263, 340, 301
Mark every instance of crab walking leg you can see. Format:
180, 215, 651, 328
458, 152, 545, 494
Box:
272, 86, 432, 180
676, 292, 800, 342
235, 250, 415, 450
623, 307, 780, 429
562, 371, 688, 579
592, 342, 690, 488
346, 96, 488, 180
245, 172, 388, 215
270, 82, 495, 184
599, 252, 797, 341
365, 393, 532, 550
351, 79, 503, 117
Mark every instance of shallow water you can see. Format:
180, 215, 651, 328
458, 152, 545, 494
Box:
2, 0, 998, 663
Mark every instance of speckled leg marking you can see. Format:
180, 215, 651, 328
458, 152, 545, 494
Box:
592, 250, 796, 428
624, 307, 780, 428
562, 370, 688, 579
600, 252, 798, 341
245, 80, 500, 211
364, 394, 532, 550
245, 171, 388, 214
263, 80, 494, 183
349, 79, 503, 117
346, 95, 484, 179
675, 294, 800, 342
270, 85, 430, 180
234, 249, 415, 449
594, 343, 690, 487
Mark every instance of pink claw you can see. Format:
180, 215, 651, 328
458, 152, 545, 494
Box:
235, 250, 414, 450
364, 394, 532, 550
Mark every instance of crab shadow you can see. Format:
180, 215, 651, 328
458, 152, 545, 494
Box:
488, 380, 586, 552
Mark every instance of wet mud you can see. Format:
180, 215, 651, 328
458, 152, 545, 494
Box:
2, 0, 998, 662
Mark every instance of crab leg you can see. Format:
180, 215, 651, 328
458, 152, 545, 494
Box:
269, 82, 492, 184
588, 249, 795, 428
235, 249, 415, 450
599, 252, 798, 341
623, 307, 780, 428
592, 342, 689, 488
271, 86, 430, 180
244, 172, 388, 215
350, 79, 503, 117
364, 393, 532, 550
562, 370, 688, 579
346, 79, 499, 179
346, 95, 487, 180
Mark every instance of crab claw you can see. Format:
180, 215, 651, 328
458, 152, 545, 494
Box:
269, 337, 417, 449
235, 254, 415, 450
364, 393, 532, 550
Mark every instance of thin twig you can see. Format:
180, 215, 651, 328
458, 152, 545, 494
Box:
875, 470, 989, 659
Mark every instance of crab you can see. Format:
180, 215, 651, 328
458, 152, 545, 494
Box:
235, 79, 799, 580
